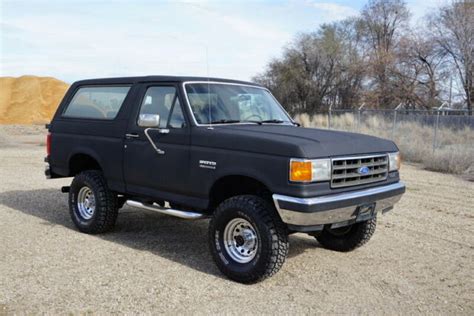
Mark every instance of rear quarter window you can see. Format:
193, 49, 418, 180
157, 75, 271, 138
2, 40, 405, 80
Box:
63, 86, 131, 119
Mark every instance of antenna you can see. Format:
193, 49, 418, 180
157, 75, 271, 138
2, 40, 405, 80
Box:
206, 46, 213, 129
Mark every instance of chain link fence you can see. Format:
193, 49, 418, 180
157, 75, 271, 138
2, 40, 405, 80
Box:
295, 109, 474, 175
327, 109, 474, 153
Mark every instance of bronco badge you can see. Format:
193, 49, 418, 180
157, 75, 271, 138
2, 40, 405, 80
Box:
199, 160, 217, 170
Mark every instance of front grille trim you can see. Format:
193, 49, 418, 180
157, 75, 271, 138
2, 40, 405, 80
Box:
330, 154, 388, 188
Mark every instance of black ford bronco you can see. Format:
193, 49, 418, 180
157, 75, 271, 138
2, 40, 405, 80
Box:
45, 76, 405, 283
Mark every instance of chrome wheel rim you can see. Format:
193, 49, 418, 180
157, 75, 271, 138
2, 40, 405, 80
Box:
77, 186, 96, 220
223, 218, 258, 264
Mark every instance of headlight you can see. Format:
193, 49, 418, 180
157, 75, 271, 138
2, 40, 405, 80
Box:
289, 158, 331, 183
388, 152, 401, 171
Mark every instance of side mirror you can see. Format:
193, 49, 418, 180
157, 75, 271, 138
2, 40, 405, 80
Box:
138, 114, 160, 128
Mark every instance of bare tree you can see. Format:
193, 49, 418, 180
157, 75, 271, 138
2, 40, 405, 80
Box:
254, 0, 470, 115
392, 33, 447, 108
360, 0, 410, 108
329, 18, 366, 109
429, 0, 473, 114
411, 35, 446, 108
254, 21, 366, 114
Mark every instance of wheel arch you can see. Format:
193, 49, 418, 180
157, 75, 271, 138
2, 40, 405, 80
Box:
68, 149, 103, 176
208, 174, 273, 210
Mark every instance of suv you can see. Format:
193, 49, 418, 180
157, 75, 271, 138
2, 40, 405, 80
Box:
45, 76, 405, 283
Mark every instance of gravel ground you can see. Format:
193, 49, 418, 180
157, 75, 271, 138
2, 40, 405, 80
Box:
0, 126, 473, 314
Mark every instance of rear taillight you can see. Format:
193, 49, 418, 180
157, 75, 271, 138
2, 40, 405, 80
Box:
46, 133, 51, 156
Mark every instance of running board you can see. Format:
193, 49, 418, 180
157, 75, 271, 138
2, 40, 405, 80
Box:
125, 200, 208, 220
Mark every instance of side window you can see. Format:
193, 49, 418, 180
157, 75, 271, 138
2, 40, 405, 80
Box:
63, 86, 130, 119
139, 86, 185, 128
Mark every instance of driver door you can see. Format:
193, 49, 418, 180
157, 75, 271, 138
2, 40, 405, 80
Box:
123, 84, 190, 199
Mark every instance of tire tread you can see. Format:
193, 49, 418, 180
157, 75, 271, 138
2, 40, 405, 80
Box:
209, 195, 289, 283
69, 170, 118, 234
316, 217, 377, 252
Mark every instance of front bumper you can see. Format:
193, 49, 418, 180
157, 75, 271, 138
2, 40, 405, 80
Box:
273, 182, 405, 232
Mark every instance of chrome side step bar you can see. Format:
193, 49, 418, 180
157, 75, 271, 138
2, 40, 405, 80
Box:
125, 200, 208, 220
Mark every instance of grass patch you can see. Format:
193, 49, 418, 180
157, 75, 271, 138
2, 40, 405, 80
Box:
295, 113, 474, 176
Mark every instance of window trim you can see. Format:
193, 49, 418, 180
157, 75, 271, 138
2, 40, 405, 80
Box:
136, 84, 187, 129
61, 84, 132, 121
165, 93, 181, 128
181, 81, 295, 127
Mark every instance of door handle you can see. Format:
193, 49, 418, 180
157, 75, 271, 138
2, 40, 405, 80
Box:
125, 133, 139, 139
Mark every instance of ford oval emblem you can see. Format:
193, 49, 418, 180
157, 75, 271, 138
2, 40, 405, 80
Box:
358, 166, 370, 175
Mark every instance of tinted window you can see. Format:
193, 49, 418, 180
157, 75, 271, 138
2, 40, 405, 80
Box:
139, 86, 185, 128
63, 86, 130, 119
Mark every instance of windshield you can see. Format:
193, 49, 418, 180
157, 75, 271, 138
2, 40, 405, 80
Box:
184, 83, 292, 125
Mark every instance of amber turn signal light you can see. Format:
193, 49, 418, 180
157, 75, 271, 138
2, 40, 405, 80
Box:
289, 160, 312, 182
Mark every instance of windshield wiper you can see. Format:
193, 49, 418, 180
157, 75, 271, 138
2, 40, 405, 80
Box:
259, 119, 285, 124
209, 119, 289, 125
209, 119, 262, 125
209, 119, 241, 124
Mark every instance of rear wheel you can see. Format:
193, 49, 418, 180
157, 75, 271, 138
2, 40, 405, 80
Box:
69, 170, 118, 234
315, 217, 377, 252
209, 195, 289, 283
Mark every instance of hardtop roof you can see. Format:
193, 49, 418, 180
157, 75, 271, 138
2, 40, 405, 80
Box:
74, 76, 263, 87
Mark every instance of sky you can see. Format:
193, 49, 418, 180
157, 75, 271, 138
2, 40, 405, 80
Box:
1, 0, 446, 83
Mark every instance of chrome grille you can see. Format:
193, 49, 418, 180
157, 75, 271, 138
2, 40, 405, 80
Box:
331, 154, 388, 188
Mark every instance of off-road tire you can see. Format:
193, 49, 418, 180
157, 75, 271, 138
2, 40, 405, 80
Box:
316, 217, 377, 252
209, 195, 289, 283
69, 170, 118, 234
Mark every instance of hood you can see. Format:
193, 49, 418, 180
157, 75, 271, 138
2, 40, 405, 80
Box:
192, 124, 398, 158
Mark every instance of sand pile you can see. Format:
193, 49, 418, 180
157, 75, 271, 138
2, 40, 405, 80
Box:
0, 76, 69, 124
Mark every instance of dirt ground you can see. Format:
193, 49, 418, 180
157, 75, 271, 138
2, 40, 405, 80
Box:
0, 125, 473, 314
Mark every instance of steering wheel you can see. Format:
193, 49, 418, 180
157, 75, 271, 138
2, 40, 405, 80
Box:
243, 114, 263, 121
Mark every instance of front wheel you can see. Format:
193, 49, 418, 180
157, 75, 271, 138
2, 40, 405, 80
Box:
315, 217, 377, 252
209, 195, 289, 283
